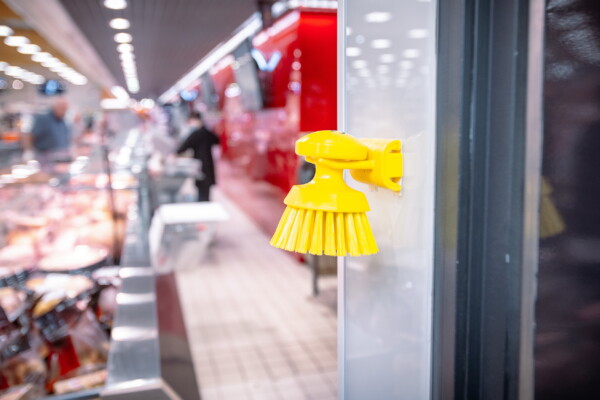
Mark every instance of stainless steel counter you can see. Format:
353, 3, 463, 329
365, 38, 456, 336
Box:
100, 202, 200, 399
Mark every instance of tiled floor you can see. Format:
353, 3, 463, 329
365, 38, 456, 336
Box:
176, 189, 338, 400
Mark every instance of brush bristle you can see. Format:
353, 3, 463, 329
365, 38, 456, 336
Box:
270, 206, 379, 256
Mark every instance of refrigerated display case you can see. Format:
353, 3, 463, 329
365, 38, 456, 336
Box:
0, 128, 200, 400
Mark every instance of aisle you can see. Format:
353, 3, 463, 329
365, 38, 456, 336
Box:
176, 189, 338, 400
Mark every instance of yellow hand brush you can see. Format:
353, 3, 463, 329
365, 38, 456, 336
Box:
270, 130, 402, 256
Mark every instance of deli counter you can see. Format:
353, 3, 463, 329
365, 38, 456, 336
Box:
0, 129, 200, 400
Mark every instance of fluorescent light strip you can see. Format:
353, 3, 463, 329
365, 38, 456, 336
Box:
159, 12, 262, 103
0, 25, 13, 37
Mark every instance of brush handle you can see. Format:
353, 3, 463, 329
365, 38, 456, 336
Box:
306, 156, 374, 171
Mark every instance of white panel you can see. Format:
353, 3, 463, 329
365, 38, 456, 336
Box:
341, 0, 437, 398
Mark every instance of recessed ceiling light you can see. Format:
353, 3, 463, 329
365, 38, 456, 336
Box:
17, 44, 41, 54
346, 47, 361, 57
117, 43, 134, 53
31, 75, 45, 85
4, 66, 24, 77
4, 36, 30, 47
104, 0, 127, 10
32, 52, 53, 62
403, 49, 420, 58
71, 76, 88, 85
110, 18, 130, 30
371, 39, 391, 49
399, 60, 414, 69
380, 54, 395, 63
114, 32, 132, 43
49, 64, 68, 72
119, 52, 135, 61
408, 29, 428, 39
365, 12, 391, 23
0, 25, 13, 37
352, 60, 367, 69
42, 58, 63, 68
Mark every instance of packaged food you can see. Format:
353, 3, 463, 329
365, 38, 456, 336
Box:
0, 245, 36, 271
38, 245, 108, 274
32, 290, 109, 390
0, 331, 46, 398
25, 274, 94, 299
53, 367, 107, 395
0, 288, 26, 319
0, 288, 28, 337
91, 267, 121, 329
0, 384, 36, 400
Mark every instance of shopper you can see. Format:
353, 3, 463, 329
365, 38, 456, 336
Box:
26, 98, 71, 163
176, 112, 220, 201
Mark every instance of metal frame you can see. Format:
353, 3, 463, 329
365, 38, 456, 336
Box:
431, 0, 467, 397
432, 0, 545, 399
336, 2, 347, 398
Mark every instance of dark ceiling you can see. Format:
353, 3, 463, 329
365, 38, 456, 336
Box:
59, 0, 262, 99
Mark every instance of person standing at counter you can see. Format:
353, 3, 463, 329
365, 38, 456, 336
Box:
176, 112, 220, 201
25, 98, 71, 163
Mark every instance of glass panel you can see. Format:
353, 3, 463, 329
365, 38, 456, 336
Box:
536, 1, 600, 398
342, 0, 438, 398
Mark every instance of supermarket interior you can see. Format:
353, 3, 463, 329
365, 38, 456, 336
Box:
0, 1, 339, 399
2, 0, 600, 399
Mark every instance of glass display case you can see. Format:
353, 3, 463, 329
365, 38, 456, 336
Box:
0, 128, 200, 400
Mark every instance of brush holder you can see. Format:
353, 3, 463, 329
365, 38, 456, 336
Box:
270, 130, 403, 256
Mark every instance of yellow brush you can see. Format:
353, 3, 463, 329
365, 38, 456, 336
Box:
270, 130, 402, 257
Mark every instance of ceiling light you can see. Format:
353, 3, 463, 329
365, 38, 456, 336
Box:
399, 60, 414, 70
22, 71, 36, 80
49, 64, 68, 72
117, 43, 134, 53
114, 32, 132, 43
159, 12, 262, 103
104, 0, 127, 10
31, 75, 45, 85
0, 62, 7, 71
12, 80, 23, 90
42, 58, 63, 68
365, 12, 391, 23
408, 29, 428, 39
403, 49, 420, 58
119, 52, 135, 61
111, 85, 130, 100
140, 98, 154, 109
17, 44, 40, 54
0, 25, 13, 37
32, 52, 53, 62
371, 39, 391, 49
380, 54, 395, 63
346, 47, 361, 57
69, 74, 88, 85
4, 36, 30, 47
101, 98, 129, 109
352, 60, 367, 69
4, 66, 23, 77
110, 18, 130, 30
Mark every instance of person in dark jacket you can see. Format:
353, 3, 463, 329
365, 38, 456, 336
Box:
176, 112, 220, 201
